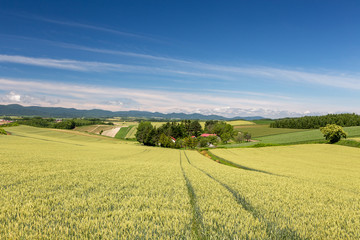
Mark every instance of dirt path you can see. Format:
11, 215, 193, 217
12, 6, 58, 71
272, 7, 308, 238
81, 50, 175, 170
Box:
101, 127, 121, 137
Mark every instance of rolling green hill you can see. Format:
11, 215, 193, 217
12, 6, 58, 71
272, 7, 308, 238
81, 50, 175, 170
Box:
256, 126, 360, 144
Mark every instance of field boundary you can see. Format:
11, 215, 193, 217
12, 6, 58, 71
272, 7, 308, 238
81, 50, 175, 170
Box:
198, 149, 279, 176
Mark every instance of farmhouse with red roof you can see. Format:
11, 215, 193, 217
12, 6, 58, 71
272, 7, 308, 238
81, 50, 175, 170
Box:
200, 133, 217, 137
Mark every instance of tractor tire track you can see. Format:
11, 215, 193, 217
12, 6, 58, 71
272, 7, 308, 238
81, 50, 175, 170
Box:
184, 151, 305, 240
179, 152, 205, 239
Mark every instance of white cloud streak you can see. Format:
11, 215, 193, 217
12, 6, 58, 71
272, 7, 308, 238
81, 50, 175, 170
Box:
8, 13, 160, 42
55, 42, 190, 64
0, 54, 226, 79
47, 41, 360, 90
1, 51, 360, 91
0, 78, 316, 117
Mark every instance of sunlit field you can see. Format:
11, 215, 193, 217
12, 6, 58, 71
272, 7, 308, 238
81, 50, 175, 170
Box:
256, 126, 360, 144
1, 126, 359, 239
234, 124, 308, 138
226, 120, 255, 126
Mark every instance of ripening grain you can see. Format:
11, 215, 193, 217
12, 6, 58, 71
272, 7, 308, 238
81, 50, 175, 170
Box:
0, 126, 192, 239
210, 145, 360, 239
1, 126, 359, 239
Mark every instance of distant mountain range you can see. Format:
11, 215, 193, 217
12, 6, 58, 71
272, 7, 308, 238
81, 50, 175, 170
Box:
0, 104, 265, 121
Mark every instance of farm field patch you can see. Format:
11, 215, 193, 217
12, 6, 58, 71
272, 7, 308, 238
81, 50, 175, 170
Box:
114, 126, 135, 139
113, 121, 138, 126
257, 126, 360, 144
125, 125, 137, 139
235, 124, 308, 138
226, 120, 255, 126
250, 119, 275, 125
74, 125, 115, 135
101, 127, 121, 137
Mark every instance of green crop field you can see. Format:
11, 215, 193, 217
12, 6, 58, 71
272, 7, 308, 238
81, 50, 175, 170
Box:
114, 126, 131, 139
235, 124, 308, 138
1, 126, 359, 238
125, 125, 137, 139
257, 126, 360, 144
114, 125, 137, 139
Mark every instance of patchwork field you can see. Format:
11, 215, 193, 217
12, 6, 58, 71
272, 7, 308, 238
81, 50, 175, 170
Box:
74, 125, 116, 135
114, 126, 136, 139
1, 126, 359, 239
101, 127, 121, 137
256, 125, 360, 144
125, 125, 137, 139
226, 120, 255, 126
235, 124, 308, 138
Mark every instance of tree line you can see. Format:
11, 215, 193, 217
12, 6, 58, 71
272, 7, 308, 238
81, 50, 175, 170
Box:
270, 113, 360, 129
16, 117, 113, 129
135, 120, 243, 148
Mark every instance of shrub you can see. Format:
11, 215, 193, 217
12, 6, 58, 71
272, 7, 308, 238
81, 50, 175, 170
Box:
0, 128, 7, 135
234, 132, 244, 143
320, 124, 347, 143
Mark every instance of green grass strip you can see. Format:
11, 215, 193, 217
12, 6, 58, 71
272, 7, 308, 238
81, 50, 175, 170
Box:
199, 149, 277, 176
335, 139, 360, 148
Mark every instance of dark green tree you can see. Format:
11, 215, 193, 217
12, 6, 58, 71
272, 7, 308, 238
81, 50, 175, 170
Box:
135, 121, 154, 145
189, 120, 202, 137
204, 120, 218, 133
213, 122, 236, 143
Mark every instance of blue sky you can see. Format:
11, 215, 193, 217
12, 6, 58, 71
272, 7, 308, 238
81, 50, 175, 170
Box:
1, 0, 360, 118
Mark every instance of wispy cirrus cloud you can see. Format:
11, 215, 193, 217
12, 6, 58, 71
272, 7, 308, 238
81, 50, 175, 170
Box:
2, 52, 360, 91
0, 54, 233, 80
2, 32, 360, 90
44, 41, 360, 90
53, 42, 190, 64
4, 12, 161, 42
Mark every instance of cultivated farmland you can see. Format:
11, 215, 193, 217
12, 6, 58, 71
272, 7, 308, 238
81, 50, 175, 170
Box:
1, 126, 359, 239
74, 125, 116, 135
256, 125, 360, 144
226, 120, 255, 126
235, 124, 308, 138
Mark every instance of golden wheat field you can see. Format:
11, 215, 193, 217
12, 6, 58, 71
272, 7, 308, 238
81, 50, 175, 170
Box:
1, 126, 359, 239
